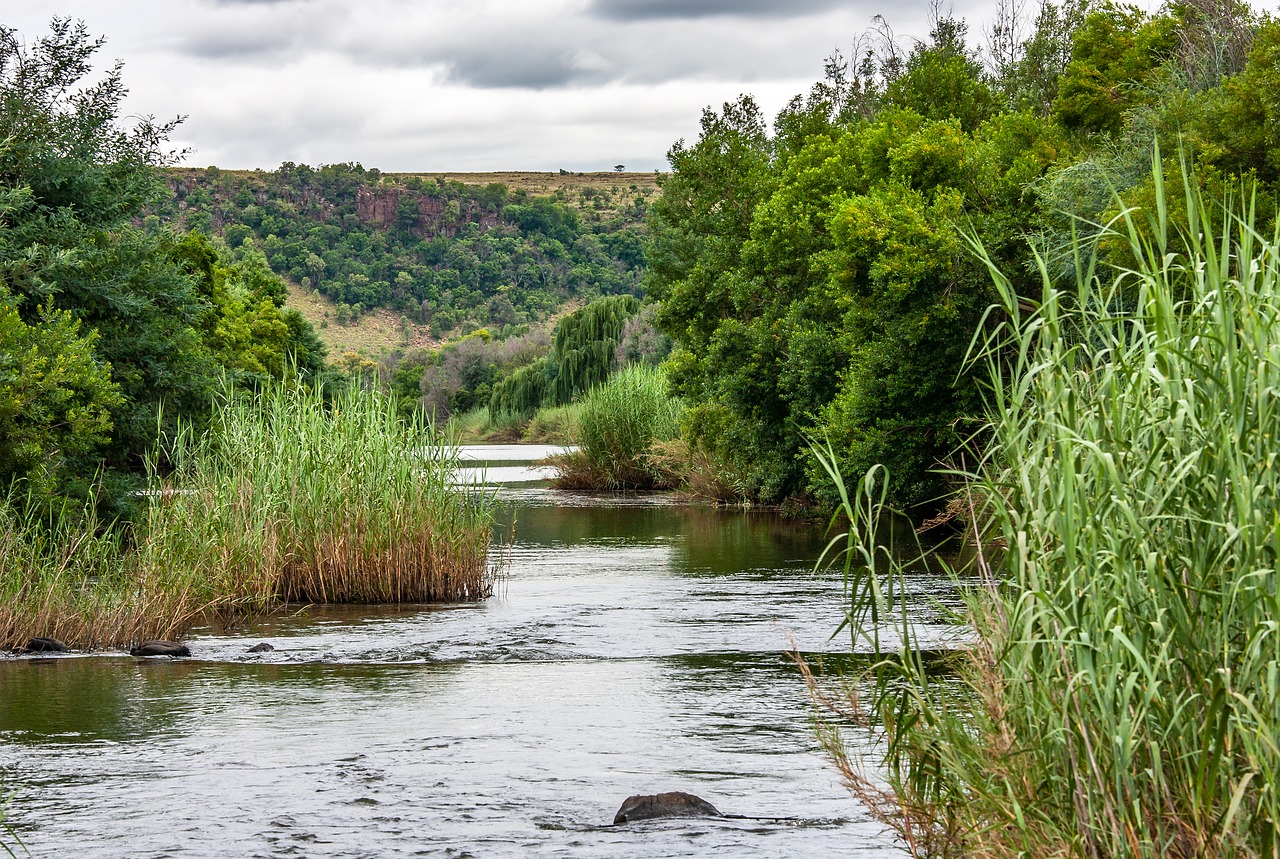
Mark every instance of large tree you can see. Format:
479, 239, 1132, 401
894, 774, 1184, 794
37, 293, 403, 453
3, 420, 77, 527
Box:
0, 19, 323, 508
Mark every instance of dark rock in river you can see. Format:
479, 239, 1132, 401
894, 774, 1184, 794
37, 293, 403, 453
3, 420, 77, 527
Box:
613, 791, 722, 824
130, 640, 191, 657
246, 642, 274, 653
22, 637, 70, 653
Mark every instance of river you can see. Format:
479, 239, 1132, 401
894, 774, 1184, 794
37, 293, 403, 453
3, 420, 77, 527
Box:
0, 447, 960, 857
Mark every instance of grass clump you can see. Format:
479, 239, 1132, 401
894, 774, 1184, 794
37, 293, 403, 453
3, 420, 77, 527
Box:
143, 380, 496, 611
0, 381, 495, 649
810, 160, 1280, 857
0, 493, 206, 650
550, 364, 682, 489
520, 402, 581, 444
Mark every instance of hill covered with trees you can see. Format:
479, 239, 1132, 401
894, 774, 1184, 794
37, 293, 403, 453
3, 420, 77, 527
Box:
152, 164, 656, 341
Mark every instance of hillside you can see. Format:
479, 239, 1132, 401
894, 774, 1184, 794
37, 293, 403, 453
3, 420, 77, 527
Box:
284, 278, 438, 358
153, 165, 659, 356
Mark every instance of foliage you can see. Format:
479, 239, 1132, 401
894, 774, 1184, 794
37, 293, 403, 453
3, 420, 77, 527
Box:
168, 231, 328, 383
155, 163, 648, 337
0, 287, 121, 495
487, 357, 551, 420
649, 1, 1280, 510
0, 20, 217, 480
413, 326, 548, 419
649, 41, 1063, 506
487, 294, 641, 419
547, 294, 640, 403
884, 18, 998, 132
0, 19, 324, 512
1195, 15, 1280, 182
519, 401, 581, 445
1052, 3, 1178, 137
395, 293, 644, 430
810, 164, 1280, 858
613, 303, 671, 368
560, 364, 682, 489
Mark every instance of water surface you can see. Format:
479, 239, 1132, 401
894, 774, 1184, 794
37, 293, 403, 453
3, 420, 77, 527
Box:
0, 484, 960, 857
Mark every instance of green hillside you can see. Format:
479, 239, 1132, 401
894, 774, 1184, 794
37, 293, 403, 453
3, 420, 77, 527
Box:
152, 165, 658, 353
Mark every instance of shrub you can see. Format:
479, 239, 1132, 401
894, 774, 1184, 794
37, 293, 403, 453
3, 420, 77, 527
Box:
561, 364, 682, 489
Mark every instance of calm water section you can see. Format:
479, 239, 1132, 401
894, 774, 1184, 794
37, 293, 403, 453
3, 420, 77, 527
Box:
0, 482, 960, 857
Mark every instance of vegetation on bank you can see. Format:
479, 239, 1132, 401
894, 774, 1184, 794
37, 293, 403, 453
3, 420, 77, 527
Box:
548, 364, 683, 490
810, 170, 1280, 857
144, 381, 494, 610
0, 20, 328, 518
647, 0, 1277, 511
1, 381, 494, 650
0, 21, 500, 648
0, 491, 202, 651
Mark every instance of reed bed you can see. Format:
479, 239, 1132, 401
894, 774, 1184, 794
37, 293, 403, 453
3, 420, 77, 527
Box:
552, 364, 682, 489
811, 161, 1280, 858
142, 381, 496, 612
0, 495, 207, 650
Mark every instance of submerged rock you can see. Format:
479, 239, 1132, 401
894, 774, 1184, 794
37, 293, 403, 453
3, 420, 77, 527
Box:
130, 640, 191, 657
21, 637, 70, 653
246, 642, 274, 653
613, 791, 722, 825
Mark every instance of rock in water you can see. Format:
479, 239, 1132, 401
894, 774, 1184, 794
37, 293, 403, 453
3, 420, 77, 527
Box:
130, 640, 191, 657
246, 642, 274, 653
613, 791, 722, 824
24, 637, 70, 653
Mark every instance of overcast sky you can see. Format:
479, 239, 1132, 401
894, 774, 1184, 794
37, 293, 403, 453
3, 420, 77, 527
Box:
8, 0, 1003, 172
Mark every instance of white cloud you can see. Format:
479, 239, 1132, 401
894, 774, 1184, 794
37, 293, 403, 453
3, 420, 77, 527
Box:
3, 0, 1013, 171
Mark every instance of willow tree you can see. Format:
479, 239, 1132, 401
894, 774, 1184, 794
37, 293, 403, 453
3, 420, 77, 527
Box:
548, 294, 640, 404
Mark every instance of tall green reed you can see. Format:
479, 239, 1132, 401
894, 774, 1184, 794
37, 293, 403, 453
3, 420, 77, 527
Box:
812, 155, 1280, 858
142, 380, 496, 611
553, 363, 682, 489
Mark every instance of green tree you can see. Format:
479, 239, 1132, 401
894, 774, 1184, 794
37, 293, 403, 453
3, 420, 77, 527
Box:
646, 21, 1066, 507
0, 18, 220, 484
884, 18, 998, 132
547, 294, 640, 403
1053, 3, 1178, 136
0, 286, 122, 496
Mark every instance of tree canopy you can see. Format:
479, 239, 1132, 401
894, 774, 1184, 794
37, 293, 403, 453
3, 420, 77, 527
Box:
0, 19, 324, 510
647, 1, 1280, 509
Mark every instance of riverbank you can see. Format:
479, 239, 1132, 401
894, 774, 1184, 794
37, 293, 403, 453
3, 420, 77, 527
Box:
813, 175, 1280, 856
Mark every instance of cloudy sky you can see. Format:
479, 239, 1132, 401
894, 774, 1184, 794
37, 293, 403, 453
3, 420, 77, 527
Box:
6, 0, 997, 172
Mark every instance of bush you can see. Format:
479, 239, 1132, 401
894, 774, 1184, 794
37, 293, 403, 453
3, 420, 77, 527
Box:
562, 364, 682, 488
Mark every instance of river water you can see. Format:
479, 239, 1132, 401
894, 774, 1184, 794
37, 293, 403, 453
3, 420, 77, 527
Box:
0, 449, 961, 858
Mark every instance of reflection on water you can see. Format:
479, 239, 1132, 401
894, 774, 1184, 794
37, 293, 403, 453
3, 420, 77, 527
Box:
0, 483, 961, 858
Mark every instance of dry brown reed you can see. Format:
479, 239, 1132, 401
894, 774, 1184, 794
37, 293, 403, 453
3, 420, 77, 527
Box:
645, 438, 747, 502
0, 496, 209, 650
